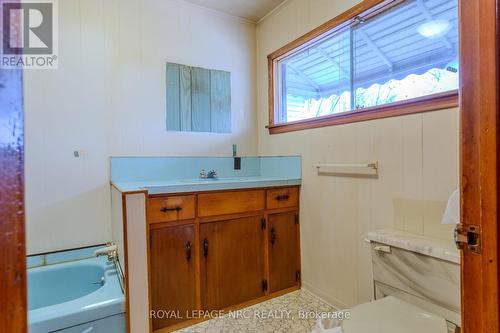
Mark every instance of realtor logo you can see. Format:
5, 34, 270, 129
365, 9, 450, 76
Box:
1, 0, 58, 69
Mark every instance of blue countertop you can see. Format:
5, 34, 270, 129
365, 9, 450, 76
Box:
112, 176, 301, 194
110, 156, 302, 195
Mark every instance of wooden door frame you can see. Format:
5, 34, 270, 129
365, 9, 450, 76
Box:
0, 40, 27, 333
1, 0, 27, 329
459, 0, 500, 332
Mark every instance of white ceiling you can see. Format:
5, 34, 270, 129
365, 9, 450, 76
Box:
184, 0, 287, 22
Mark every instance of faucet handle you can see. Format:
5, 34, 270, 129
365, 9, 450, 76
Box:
108, 249, 118, 262
199, 169, 206, 179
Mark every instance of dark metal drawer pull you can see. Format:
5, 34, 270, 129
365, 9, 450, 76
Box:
203, 238, 209, 258
160, 206, 182, 212
185, 241, 192, 262
275, 194, 290, 201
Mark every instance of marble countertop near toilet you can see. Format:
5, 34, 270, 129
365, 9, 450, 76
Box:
367, 228, 460, 264
111, 176, 302, 194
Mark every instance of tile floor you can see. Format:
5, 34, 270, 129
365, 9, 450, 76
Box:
174, 289, 338, 333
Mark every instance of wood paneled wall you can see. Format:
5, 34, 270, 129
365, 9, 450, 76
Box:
166, 63, 231, 133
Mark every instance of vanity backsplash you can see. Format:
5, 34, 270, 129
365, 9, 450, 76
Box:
110, 156, 301, 183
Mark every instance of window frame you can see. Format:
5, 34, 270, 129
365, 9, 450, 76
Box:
267, 0, 459, 134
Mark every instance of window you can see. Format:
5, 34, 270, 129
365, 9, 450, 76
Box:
268, 0, 459, 133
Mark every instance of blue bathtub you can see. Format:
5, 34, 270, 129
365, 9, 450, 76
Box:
28, 256, 125, 333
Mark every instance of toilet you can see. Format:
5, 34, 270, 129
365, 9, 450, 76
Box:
340, 229, 461, 333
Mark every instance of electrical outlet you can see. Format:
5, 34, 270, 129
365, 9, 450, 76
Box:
234, 156, 241, 170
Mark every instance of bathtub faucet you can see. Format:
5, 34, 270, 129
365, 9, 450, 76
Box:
94, 243, 118, 262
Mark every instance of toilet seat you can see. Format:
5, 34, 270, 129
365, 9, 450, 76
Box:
342, 296, 448, 333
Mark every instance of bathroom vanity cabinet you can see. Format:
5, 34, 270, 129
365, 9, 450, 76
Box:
147, 186, 301, 332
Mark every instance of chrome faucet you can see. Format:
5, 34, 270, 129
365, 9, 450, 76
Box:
199, 169, 217, 179
94, 242, 118, 262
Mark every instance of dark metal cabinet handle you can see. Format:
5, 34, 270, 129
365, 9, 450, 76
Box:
275, 194, 290, 201
203, 239, 209, 258
185, 241, 192, 262
270, 228, 276, 245
160, 206, 182, 213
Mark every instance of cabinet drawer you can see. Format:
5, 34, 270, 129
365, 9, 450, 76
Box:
266, 187, 299, 209
198, 190, 265, 217
147, 195, 195, 223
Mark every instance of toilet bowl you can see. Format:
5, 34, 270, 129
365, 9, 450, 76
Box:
342, 296, 448, 333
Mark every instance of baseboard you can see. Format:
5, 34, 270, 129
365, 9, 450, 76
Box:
301, 281, 349, 310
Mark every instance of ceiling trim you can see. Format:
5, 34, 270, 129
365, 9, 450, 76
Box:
257, 0, 292, 24
181, 0, 257, 25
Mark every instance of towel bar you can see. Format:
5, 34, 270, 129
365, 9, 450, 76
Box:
312, 162, 379, 175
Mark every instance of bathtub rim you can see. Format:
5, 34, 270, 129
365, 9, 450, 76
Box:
28, 256, 125, 333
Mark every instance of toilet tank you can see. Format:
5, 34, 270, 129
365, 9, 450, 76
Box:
369, 230, 461, 328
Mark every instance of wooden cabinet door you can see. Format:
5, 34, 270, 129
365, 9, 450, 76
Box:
268, 212, 300, 292
149, 224, 196, 330
200, 216, 265, 310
